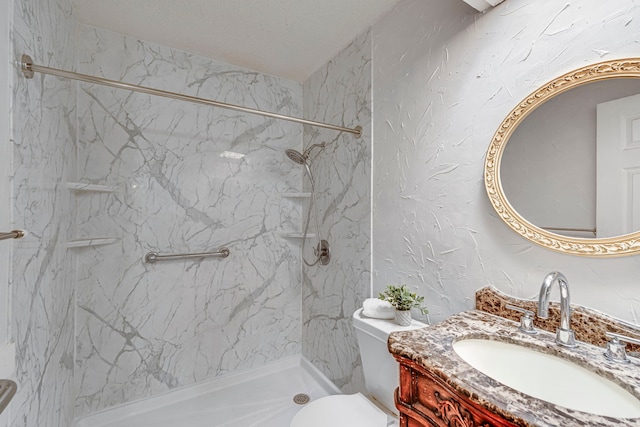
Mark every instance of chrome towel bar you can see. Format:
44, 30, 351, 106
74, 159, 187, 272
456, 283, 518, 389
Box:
0, 379, 17, 415
145, 247, 230, 263
0, 230, 25, 242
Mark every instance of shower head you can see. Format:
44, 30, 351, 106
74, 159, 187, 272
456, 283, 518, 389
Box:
285, 149, 307, 165
285, 143, 326, 165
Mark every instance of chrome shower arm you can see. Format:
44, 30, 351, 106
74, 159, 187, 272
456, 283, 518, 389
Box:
302, 142, 326, 158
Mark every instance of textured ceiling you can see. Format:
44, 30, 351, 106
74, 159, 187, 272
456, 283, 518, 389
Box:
73, 0, 403, 82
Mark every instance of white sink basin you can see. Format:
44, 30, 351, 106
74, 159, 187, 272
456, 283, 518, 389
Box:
453, 338, 640, 418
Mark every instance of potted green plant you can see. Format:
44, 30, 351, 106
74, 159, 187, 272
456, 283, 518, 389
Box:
379, 285, 428, 326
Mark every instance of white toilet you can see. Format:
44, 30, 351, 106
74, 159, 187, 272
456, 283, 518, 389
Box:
290, 307, 426, 427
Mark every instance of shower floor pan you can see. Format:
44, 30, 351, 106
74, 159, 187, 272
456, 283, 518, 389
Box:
73, 356, 339, 427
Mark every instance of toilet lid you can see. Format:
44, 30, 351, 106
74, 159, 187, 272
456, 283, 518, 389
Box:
290, 393, 387, 427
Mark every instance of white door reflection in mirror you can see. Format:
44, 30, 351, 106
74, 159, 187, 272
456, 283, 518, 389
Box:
500, 78, 640, 239
597, 93, 640, 237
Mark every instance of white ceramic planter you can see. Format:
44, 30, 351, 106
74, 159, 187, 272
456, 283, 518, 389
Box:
395, 310, 412, 326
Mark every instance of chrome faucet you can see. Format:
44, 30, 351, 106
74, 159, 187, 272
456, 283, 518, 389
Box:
537, 272, 576, 347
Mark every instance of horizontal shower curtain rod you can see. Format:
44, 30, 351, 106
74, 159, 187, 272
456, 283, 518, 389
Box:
20, 54, 362, 137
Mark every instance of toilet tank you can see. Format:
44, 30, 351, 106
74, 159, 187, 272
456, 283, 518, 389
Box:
352, 308, 426, 414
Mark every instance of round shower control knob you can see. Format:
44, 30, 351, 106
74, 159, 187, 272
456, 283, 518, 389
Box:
317, 239, 331, 265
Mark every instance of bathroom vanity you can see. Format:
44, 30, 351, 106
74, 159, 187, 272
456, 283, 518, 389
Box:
389, 288, 640, 427
395, 355, 517, 426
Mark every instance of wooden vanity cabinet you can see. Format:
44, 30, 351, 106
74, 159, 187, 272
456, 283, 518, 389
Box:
394, 356, 519, 427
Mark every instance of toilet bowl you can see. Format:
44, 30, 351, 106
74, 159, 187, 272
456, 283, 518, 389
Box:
290, 307, 426, 426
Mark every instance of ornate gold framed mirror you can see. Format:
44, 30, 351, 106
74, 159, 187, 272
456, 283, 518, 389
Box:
485, 58, 640, 257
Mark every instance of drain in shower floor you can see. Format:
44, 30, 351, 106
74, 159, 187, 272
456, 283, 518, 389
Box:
293, 393, 310, 405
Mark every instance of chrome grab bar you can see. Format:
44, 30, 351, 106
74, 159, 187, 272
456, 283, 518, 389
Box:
145, 247, 230, 263
0, 230, 25, 242
0, 379, 17, 415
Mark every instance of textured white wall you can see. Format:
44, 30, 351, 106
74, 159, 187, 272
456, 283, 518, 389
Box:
372, 0, 640, 325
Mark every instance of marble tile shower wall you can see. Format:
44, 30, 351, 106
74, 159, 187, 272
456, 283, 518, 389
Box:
74, 25, 303, 416
302, 30, 372, 394
11, 0, 76, 426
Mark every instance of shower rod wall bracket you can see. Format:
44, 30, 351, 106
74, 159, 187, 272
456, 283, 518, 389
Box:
20, 54, 362, 137
0, 230, 26, 242
21, 55, 34, 78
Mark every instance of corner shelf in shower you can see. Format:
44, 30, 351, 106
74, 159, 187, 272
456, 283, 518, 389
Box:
280, 194, 314, 240
280, 232, 317, 239
280, 192, 311, 199
66, 182, 118, 193
65, 237, 120, 249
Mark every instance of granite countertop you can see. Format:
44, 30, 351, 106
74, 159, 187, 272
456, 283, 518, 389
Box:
388, 310, 640, 427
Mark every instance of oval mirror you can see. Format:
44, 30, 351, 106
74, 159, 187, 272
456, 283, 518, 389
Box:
485, 58, 640, 257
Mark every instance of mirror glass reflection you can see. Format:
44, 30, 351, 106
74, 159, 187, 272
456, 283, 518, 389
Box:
500, 78, 640, 239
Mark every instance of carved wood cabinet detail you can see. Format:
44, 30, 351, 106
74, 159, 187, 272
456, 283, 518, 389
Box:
394, 356, 519, 427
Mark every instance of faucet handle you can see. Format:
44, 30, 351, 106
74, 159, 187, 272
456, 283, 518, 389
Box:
604, 332, 640, 363
505, 304, 537, 334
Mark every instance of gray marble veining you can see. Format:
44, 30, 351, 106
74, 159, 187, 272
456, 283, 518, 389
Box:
10, 2, 372, 422
389, 310, 640, 426
74, 25, 304, 416
301, 29, 372, 394
10, 0, 77, 426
